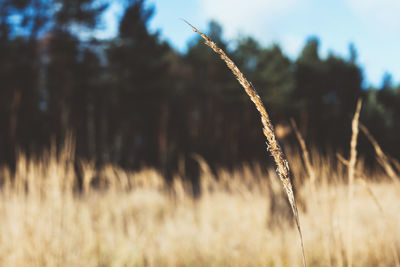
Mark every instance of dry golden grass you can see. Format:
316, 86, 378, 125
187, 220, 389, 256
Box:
0, 145, 400, 267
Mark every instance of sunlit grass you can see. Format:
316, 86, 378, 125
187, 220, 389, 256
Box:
0, 145, 399, 266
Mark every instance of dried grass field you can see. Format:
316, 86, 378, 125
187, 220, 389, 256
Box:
0, 142, 399, 267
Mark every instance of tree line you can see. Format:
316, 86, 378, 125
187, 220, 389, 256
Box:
1, 0, 399, 176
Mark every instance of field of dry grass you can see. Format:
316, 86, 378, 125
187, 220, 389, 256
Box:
0, 142, 399, 267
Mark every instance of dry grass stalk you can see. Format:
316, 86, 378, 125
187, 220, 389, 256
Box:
359, 123, 399, 184
192, 153, 218, 196
290, 118, 316, 185
348, 98, 362, 192
185, 20, 306, 266
390, 157, 400, 173
79, 160, 96, 194
347, 98, 362, 267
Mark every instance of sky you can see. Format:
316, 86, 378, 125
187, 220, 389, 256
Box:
97, 0, 400, 87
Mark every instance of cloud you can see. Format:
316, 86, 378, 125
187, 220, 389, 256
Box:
346, 0, 400, 29
199, 0, 300, 38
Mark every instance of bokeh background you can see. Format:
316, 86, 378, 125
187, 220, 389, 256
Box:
1, 0, 399, 177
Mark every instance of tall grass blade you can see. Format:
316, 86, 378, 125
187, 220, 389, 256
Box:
347, 98, 362, 267
185, 20, 306, 267
290, 118, 316, 185
359, 123, 399, 184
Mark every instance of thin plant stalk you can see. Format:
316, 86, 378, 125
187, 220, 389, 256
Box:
359, 123, 399, 185
390, 157, 400, 173
185, 20, 306, 267
290, 118, 316, 185
348, 99, 362, 192
347, 98, 362, 267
